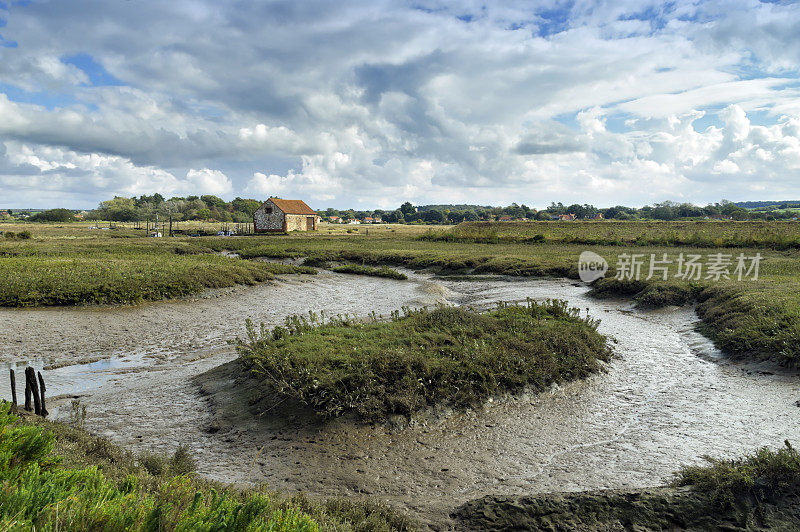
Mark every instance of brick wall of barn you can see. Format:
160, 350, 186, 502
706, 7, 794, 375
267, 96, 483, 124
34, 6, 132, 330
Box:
253, 200, 285, 232
285, 214, 315, 231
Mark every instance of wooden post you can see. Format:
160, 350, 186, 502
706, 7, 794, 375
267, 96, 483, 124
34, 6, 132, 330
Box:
169, 216, 173, 237
27, 367, 41, 415
24, 368, 32, 411
37, 372, 48, 417
9, 369, 17, 413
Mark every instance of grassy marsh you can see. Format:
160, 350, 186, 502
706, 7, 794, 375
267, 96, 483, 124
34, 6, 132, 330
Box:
3, 221, 799, 367
235, 300, 611, 420
421, 220, 800, 249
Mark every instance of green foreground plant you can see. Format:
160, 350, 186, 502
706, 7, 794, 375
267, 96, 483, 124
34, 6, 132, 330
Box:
0, 405, 415, 531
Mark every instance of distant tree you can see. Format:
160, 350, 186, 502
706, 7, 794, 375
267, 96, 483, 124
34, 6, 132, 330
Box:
30, 208, 76, 222
424, 209, 445, 223
400, 202, 415, 216
231, 197, 261, 216
384, 210, 403, 223
463, 210, 479, 221
448, 211, 465, 224
201, 195, 226, 209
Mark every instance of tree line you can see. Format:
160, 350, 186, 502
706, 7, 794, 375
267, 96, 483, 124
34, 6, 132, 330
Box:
10, 197, 800, 224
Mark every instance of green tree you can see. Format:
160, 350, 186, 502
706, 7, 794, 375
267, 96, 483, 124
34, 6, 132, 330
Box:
30, 208, 76, 222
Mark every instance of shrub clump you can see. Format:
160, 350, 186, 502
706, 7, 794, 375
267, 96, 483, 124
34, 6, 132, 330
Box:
676, 441, 800, 509
331, 263, 408, 280
235, 300, 612, 420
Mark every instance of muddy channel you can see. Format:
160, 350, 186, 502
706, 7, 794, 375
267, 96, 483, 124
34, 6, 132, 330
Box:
1, 271, 798, 528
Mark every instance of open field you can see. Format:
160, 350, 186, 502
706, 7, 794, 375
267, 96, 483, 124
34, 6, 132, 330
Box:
420, 220, 800, 249
2, 220, 800, 365
235, 300, 611, 420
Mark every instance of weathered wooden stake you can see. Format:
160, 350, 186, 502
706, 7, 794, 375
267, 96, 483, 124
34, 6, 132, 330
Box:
24, 368, 32, 411
27, 367, 41, 415
37, 371, 48, 417
9, 369, 17, 413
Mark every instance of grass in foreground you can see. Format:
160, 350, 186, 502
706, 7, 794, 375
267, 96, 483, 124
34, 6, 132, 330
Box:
331, 264, 407, 280
0, 405, 414, 531
235, 300, 612, 420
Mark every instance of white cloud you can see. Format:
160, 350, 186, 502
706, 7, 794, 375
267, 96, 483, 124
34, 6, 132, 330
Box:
0, 0, 800, 208
244, 172, 291, 196
184, 168, 233, 196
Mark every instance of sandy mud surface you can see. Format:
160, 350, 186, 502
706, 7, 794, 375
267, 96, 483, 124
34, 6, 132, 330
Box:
2, 272, 799, 528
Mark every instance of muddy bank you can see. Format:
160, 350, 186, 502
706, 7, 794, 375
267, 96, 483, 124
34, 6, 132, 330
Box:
0, 270, 448, 402
184, 277, 800, 528
4, 273, 800, 528
453, 487, 800, 531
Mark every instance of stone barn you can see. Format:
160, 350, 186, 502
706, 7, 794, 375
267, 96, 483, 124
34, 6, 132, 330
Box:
253, 198, 318, 232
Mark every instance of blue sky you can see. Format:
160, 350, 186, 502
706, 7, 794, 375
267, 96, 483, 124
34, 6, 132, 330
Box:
1, 0, 800, 209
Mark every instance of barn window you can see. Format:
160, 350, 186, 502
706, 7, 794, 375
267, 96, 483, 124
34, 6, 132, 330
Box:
265, 207, 272, 214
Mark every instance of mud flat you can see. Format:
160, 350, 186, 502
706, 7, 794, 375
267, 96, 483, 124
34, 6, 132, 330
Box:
3, 272, 800, 528
453, 487, 800, 531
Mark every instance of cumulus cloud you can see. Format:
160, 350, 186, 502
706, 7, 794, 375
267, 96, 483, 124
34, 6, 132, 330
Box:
185, 168, 233, 196
0, 0, 799, 208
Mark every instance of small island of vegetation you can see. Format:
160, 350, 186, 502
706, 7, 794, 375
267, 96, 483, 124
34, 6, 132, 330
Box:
235, 300, 612, 421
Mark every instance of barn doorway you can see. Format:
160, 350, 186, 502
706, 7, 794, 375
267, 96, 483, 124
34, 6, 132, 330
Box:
306, 217, 315, 231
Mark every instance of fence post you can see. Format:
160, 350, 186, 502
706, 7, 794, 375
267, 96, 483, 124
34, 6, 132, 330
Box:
37, 372, 48, 417
27, 367, 41, 415
9, 369, 17, 413
24, 368, 32, 411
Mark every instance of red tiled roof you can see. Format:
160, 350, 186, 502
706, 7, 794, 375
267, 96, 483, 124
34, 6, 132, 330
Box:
268, 198, 317, 215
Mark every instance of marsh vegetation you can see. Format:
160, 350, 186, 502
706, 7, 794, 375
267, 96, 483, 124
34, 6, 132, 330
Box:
235, 300, 611, 420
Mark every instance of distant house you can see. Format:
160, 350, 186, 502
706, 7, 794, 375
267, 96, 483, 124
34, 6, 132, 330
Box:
558, 214, 577, 221
499, 215, 512, 222
363, 216, 374, 223
593, 213, 604, 220
0, 211, 9, 218
253, 198, 318, 232
348, 219, 361, 225
328, 216, 341, 223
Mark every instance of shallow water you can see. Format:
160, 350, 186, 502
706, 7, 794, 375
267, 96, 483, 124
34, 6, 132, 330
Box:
1, 271, 798, 524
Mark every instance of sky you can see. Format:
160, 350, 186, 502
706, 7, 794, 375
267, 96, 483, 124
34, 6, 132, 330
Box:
0, 0, 799, 210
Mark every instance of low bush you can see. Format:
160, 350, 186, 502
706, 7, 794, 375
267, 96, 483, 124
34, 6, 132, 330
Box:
676, 441, 800, 509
